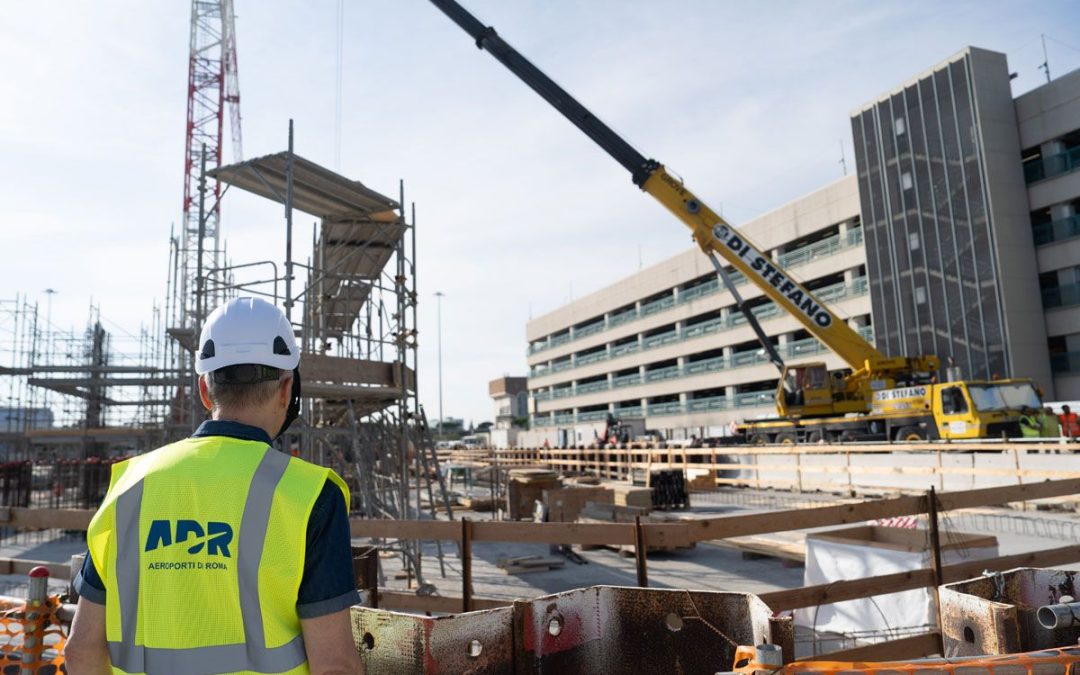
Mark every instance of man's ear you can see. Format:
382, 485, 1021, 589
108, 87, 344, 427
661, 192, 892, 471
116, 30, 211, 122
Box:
279, 375, 293, 408
198, 375, 214, 412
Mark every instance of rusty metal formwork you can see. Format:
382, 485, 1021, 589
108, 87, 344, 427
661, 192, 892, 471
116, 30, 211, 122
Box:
351, 585, 792, 674
940, 567, 1080, 657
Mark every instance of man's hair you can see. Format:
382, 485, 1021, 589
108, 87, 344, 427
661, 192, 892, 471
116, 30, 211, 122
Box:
206, 366, 287, 412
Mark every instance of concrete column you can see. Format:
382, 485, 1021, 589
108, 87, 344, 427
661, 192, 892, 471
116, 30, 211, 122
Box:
844, 268, 856, 284
838, 220, 849, 237
722, 346, 734, 364
640, 397, 648, 415
776, 334, 790, 360
606, 372, 614, 385
674, 320, 684, 337
725, 385, 737, 400
672, 286, 680, 303
771, 248, 783, 262
720, 307, 731, 326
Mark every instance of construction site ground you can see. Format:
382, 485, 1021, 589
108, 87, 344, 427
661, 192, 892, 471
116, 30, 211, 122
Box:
362, 487, 1080, 605
1, 484, 1077, 657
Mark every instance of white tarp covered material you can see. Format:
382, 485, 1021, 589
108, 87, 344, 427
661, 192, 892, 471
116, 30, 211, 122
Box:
795, 527, 998, 637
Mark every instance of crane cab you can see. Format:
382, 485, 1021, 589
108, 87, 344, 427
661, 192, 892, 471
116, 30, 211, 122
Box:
776, 362, 873, 418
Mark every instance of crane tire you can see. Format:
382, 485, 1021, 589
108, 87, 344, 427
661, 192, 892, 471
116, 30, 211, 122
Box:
896, 426, 926, 442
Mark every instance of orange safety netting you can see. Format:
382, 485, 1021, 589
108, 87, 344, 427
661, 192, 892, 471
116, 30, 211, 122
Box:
733, 645, 1080, 675
0, 595, 68, 674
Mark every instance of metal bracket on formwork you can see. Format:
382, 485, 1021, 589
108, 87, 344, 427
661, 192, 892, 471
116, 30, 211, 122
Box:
940, 567, 1080, 657
350, 585, 791, 674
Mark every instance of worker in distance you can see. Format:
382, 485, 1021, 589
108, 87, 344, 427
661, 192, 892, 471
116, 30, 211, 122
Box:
65, 297, 363, 675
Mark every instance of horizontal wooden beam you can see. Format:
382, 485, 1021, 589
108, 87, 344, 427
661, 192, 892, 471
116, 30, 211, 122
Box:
350, 518, 460, 540
471, 520, 637, 546
761, 568, 936, 611
684, 495, 926, 542
4, 508, 94, 531
377, 590, 509, 613
800, 632, 941, 662
0, 558, 72, 579
762, 543, 1080, 612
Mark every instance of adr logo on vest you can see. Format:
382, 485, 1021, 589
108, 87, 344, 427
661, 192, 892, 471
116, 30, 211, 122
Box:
144, 520, 234, 557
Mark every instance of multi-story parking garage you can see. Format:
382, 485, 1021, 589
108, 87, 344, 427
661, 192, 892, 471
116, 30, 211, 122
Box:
525, 177, 869, 442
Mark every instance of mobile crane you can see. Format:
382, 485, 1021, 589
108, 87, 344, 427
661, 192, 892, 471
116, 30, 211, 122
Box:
429, 1, 1044, 442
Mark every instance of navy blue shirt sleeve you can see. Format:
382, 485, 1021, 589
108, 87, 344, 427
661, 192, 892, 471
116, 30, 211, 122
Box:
74, 551, 106, 605
296, 478, 360, 618
75, 477, 358, 616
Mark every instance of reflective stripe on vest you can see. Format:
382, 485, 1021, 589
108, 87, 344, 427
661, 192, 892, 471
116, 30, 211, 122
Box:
107, 448, 306, 675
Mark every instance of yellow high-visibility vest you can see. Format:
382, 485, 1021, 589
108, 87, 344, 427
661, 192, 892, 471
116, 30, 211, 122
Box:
87, 435, 349, 675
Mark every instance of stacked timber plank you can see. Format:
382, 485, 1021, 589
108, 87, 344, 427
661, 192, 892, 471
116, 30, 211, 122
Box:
542, 486, 614, 522
506, 469, 561, 520
611, 484, 653, 509
456, 494, 495, 511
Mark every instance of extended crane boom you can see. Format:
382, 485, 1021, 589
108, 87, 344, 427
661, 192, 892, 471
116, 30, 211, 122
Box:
430, 0, 951, 430
428, 0, 933, 385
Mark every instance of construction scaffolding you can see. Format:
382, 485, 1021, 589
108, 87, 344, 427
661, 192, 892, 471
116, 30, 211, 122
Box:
204, 122, 452, 582
0, 295, 172, 510
0, 122, 450, 585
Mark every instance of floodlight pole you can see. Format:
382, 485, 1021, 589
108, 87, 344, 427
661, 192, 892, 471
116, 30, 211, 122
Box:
435, 291, 445, 439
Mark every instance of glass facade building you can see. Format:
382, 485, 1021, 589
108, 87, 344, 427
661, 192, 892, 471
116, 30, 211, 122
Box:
852, 50, 1009, 379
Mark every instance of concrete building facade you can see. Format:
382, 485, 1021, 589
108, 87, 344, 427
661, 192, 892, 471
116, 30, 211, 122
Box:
522, 47, 1080, 445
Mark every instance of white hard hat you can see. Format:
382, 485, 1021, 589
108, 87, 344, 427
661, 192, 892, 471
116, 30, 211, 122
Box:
195, 297, 300, 375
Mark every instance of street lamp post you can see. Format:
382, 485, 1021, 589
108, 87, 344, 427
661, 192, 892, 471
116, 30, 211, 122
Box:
434, 291, 445, 439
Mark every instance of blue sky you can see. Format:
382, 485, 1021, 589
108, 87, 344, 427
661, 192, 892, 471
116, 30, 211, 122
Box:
2, 1, 1080, 425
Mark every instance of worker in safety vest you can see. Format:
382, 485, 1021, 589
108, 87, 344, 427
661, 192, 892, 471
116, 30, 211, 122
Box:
65, 298, 362, 675
1019, 406, 1042, 438
1040, 407, 1062, 439
1060, 405, 1080, 439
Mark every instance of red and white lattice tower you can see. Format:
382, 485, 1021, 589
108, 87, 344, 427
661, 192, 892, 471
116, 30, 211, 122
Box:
178, 0, 241, 328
